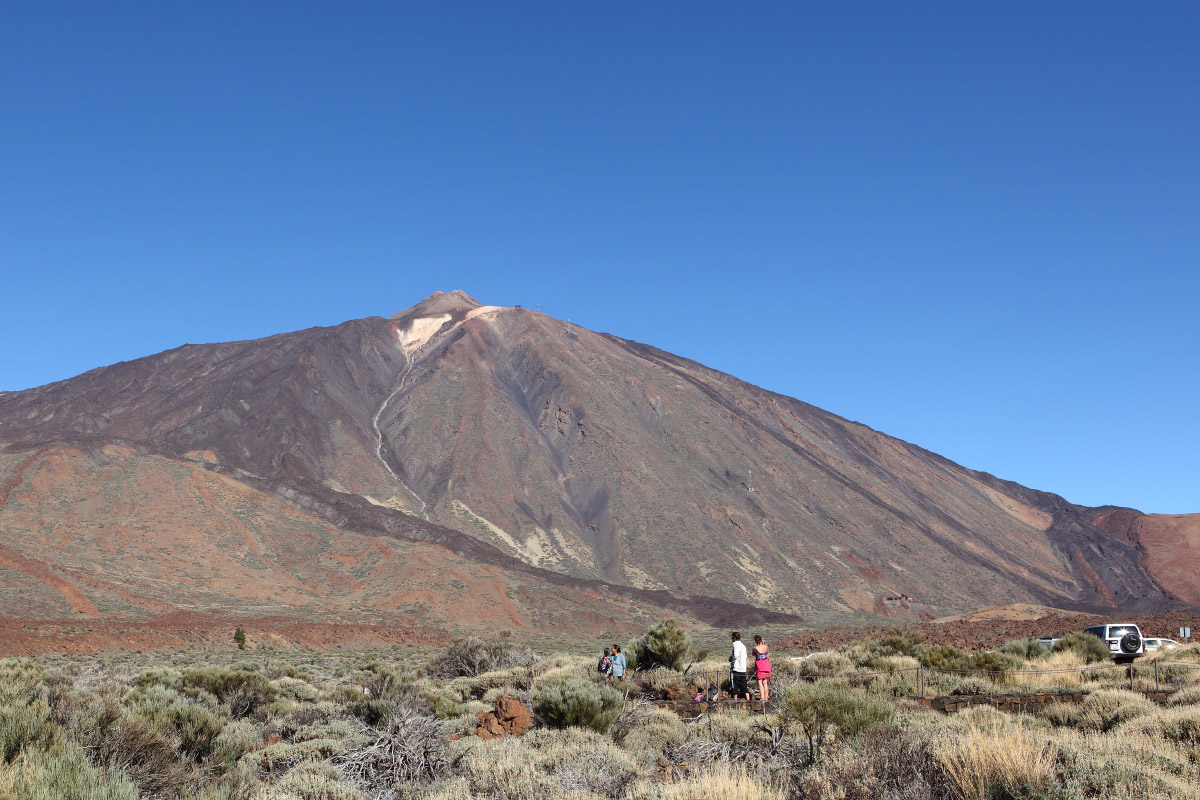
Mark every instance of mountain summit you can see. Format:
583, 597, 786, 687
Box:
390, 289, 485, 320
0, 291, 1195, 646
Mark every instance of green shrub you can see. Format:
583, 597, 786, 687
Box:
346, 696, 399, 728
999, 637, 1050, 660
131, 668, 184, 692
210, 719, 261, 767
783, 651, 855, 680
781, 681, 896, 762
615, 708, 687, 767
247, 738, 344, 776
948, 677, 1000, 696
0, 699, 54, 762
182, 667, 277, 719
454, 727, 638, 799
875, 628, 922, 658
122, 687, 226, 760
916, 644, 1023, 676
274, 676, 320, 702
626, 619, 692, 671
1052, 632, 1111, 663
534, 675, 624, 733
90, 707, 193, 796
1038, 702, 1077, 727
1, 741, 139, 800
264, 761, 360, 800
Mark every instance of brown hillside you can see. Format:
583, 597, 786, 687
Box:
0, 291, 1192, 642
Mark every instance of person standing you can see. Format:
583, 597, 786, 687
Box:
611, 644, 626, 681
729, 631, 749, 700
597, 647, 613, 676
752, 634, 771, 703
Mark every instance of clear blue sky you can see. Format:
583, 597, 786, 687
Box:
2, 3, 1196, 513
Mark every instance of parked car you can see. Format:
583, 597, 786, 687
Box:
1036, 637, 1060, 649
1143, 638, 1181, 652
1083, 623, 1145, 663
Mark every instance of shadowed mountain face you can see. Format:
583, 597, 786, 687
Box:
0, 291, 1194, 637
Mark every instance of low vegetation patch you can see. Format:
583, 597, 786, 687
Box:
0, 629, 1197, 798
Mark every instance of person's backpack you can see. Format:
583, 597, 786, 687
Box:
597, 655, 612, 674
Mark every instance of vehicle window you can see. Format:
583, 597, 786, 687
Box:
1084, 626, 1105, 638
1109, 627, 1134, 638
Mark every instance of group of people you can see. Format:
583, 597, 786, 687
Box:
596, 644, 626, 680
595, 631, 771, 702
729, 631, 771, 702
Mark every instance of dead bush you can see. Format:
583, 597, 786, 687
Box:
422, 635, 539, 679
338, 709, 457, 797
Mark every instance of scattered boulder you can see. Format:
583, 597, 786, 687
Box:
474, 696, 532, 740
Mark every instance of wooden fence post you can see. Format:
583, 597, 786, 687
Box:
918, 666, 925, 698
1154, 659, 1160, 691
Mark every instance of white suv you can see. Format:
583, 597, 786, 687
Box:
1084, 623, 1145, 663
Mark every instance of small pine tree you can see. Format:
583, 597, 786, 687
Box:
233, 626, 246, 650
628, 618, 691, 671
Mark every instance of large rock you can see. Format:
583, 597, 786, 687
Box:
474, 696, 532, 740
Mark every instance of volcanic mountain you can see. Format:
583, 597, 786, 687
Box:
1, 291, 1195, 646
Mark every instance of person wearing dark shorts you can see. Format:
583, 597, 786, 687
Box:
729, 631, 750, 700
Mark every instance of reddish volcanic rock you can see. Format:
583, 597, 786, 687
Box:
474, 696, 532, 740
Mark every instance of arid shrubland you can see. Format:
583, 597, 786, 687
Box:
0, 625, 1198, 800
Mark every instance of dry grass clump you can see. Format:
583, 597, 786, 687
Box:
1012, 649, 1086, 690
453, 726, 640, 799
1117, 704, 1200, 745
1051, 726, 1198, 798
1165, 685, 1200, 707
638, 763, 786, 800
612, 705, 688, 767
1070, 688, 1156, 732
935, 716, 1057, 800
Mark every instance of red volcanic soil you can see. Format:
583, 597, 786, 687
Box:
0, 612, 446, 657
1092, 509, 1200, 606
775, 609, 1200, 653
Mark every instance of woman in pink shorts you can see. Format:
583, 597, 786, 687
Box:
753, 634, 771, 702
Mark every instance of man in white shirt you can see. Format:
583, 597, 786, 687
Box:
729, 631, 750, 700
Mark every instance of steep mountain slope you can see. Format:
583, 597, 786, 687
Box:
0, 291, 1193, 640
